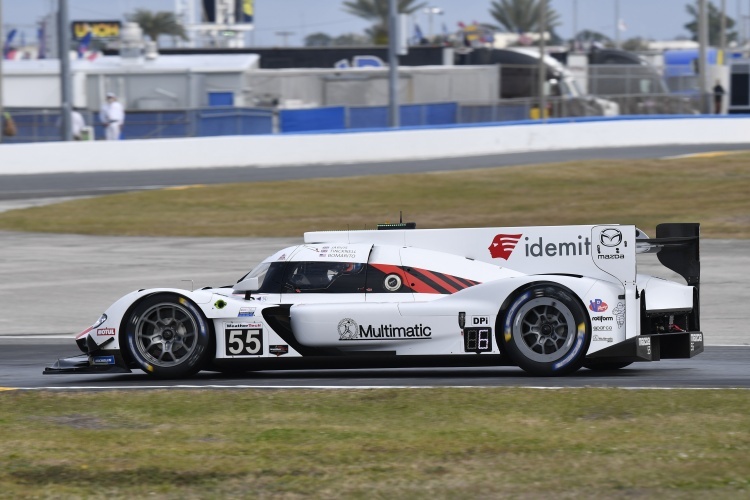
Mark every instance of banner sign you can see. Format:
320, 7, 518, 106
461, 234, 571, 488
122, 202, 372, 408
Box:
71, 21, 122, 41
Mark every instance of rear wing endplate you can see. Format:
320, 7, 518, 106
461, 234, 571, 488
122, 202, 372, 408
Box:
637, 223, 700, 288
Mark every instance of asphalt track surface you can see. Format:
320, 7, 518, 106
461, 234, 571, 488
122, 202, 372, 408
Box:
1, 142, 748, 389
1, 340, 748, 390
2, 143, 749, 202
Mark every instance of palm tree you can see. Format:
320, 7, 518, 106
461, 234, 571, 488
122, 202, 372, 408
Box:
684, 2, 737, 46
343, 0, 426, 45
489, 0, 561, 34
127, 9, 188, 45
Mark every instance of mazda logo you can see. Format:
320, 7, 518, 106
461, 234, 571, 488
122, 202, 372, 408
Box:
600, 228, 623, 247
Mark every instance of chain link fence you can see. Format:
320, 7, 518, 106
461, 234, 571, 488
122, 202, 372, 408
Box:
2, 94, 710, 143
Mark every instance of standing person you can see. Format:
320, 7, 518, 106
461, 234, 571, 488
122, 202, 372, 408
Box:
99, 92, 125, 140
71, 108, 86, 140
713, 80, 726, 114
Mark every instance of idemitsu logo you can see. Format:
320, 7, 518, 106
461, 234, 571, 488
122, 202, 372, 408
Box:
488, 234, 522, 260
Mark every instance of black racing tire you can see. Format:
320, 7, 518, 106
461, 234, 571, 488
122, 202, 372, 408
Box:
500, 283, 591, 376
124, 293, 212, 379
583, 361, 633, 371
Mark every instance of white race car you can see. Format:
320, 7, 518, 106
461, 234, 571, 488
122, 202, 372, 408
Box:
46, 222, 703, 378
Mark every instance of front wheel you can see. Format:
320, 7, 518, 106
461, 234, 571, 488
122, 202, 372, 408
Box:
124, 293, 212, 378
500, 284, 591, 376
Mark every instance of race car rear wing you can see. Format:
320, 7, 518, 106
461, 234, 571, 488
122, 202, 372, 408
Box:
637, 223, 700, 289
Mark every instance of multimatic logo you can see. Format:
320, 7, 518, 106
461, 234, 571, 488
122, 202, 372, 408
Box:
338, 318, 359, 340
338, 318, 432, 340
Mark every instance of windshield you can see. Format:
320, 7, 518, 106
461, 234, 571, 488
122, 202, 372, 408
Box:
242, 262, 271, 289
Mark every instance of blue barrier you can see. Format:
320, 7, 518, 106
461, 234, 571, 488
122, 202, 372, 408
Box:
279, 107, 346, 132
197, 108, 273, 136
349, 106, 389, 129
286, 103, 459, 132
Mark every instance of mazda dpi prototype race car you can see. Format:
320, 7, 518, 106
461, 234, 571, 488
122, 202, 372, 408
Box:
47, 223, 703, 378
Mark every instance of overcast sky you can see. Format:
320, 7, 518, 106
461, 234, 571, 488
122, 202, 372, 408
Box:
3, 1, 737, 47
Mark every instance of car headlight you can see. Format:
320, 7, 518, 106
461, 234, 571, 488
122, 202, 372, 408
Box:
91, 314, 108, 329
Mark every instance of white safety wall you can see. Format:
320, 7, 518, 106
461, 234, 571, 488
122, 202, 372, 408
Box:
0, 117, 747, 175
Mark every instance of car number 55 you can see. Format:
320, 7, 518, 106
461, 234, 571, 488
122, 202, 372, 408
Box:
225, 328, 264, 356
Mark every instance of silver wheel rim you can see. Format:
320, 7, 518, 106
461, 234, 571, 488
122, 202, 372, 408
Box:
512, 297, 577, 363
135, 302, 199, 368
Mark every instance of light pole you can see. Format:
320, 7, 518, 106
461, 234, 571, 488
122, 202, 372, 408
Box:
388, 0, 399, 128
58, 0, 72, 141
698, 0, 710, 113
538, 0, 547, 121
720, 0, 726, 58
0, 0, 4, 143
614, 0, 621, 49
572, 0, 578, 50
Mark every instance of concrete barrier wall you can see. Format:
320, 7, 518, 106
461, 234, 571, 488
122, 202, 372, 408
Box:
0, 115, 747, 175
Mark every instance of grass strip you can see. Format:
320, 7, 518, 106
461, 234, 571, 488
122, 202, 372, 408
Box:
0, 388, 748, 498
0, 154, 748, 238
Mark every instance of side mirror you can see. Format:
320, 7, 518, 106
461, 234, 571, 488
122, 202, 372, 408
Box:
233, 276, 259, 293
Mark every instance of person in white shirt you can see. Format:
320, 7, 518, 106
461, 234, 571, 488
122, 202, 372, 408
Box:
99, 93, 125, 140
71, 109, 86, 140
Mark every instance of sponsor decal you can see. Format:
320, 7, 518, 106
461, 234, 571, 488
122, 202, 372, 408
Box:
71, 21, 122, 41
278, 253, 286, 261
600, 228, 623, 247
338, 318, 432, 341
596, 228, 626, 259
593, 326, 613, 331
92, 355, 115, 365
225, 322, 262, 329
96, 327, 115, 336
338, 318, 359, 340
612, 302, 626, 328
591, 315, 613, 322
214, 299, 227, 309
458, 312, 466, 329
238, 307, 255, 318
597, 253, 625, 260
269, 345, 289, 356
384, 274, 402, 292
524, 236, 591, 258
638, 337, 651, 346
488, 233, 522, 260
589, 299, 608, 312
691, 333, 703, 342
593, 335, 614, 342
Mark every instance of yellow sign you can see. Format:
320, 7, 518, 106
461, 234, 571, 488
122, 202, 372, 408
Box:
71, 21, 122, 41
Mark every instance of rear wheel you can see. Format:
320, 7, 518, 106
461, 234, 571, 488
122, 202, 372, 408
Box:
124, 293, 212, 378
501, 284, 591, 376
